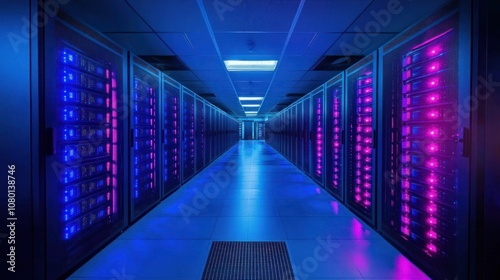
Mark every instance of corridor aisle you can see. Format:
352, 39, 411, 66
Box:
68, 140, 429, 279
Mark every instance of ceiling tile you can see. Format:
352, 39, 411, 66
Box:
184, 33, 219, 55
228, 71, 275, 83
285, 33, 317, 55
295, 0, 372, 32
63, 0, 151, 32
304, 33, 342, 55
106, 33, 174, 55
347, 0, 452, 33
179, 55, 224, 70
204, 0, 301, 32
127, 0, 208, 32
158, 33, 195, 56
192, 70, 229, 82
215, 32, 287, 56
279, 56, 320, 71
273, 70, 306, 81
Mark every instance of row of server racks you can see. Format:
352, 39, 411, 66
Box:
0, 9, 239, 280
266, 3, 473, 279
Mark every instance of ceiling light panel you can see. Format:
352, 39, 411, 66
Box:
224, 60, 278, 71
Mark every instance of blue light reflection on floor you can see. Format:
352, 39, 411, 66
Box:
68, 140, 429, 280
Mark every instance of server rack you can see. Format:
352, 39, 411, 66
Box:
311, 87, 325, 185
345, 52, 378, 226
43, 14, 127, 279
129, 55, 161, 221
212, 109, 218, 158
196, 97, 205, 171
291, 105, 297, 164
282, 111, 286, 153
162, 75, 181, 197
325, 73, 345, 200
303, 97, 311, 175
204, 102, 212, 163
378, 4, 469, 278
209, 106, 215, 162
182, 87, 196, 182
297, 102, 304, 170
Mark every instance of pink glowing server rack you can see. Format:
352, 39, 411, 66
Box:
345, 52, 378, 226
378, 5, 470, 278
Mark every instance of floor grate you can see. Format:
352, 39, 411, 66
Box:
202, 241, 294, 280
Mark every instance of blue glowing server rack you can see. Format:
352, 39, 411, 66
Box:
196, 96, 206, 171
162, 75, 182, 196
43, 15, 127, 279
182, 87, 196, 182
129, 55, 161, 221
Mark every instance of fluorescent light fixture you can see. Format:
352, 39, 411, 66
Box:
224, 60, 278, 71
241, 104, 260, 107
238, 97, 264, 101
245, 111, 259, 114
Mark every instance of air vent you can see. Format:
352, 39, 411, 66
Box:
138, 55, 189, 71
312, 55, 364, 71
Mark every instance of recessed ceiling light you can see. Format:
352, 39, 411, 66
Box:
241, 104, 260, 107
245, 111, 259, 114
224, 60, 278, 71
239, 97, 264, 101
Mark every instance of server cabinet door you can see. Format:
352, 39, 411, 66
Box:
182, 88, 195, 182
379, 8, 467, 278
129, 55, 161, 221
325, 73, 345, 200
311, 88, 325, 186
291, 105, 297, 164
195, 98, 205, 171
44, 17, 127, 279
303, 97, 311, 175
210, 107, 215, 161
162, 76, 181, 196
346, 53, 377, 226
297, 102, 304, 169
204, 103, 211, 165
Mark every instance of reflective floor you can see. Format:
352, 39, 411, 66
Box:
69, 140, 429, 280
